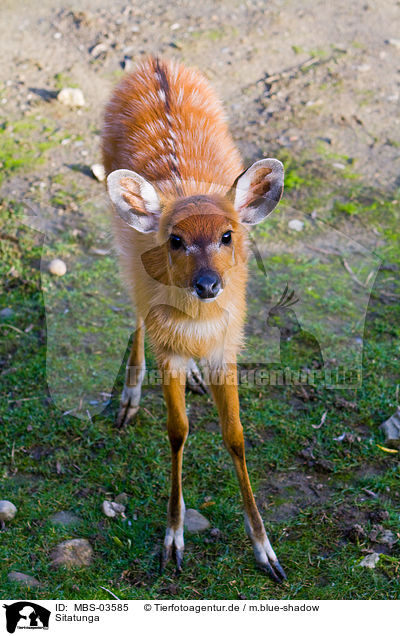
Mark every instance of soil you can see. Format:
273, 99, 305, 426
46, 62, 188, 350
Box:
259, 469, 334, 521
1, 0, 399, 210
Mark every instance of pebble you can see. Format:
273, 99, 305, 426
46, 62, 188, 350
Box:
387, 38, 400, 49
184, 509, 210, 532
91, 163, 106, 182
288, 219, 304, 232
57, 87, 85, 108
7, 571, 41, 587
0, 500, 17, 523
356, 64, 371, 72
48, 259, 67, 276
90, 43, 108, 58
101, 500, 126, 518
50, 538, 93, 568
359, 552, 380, 569
380, 407, 400, 448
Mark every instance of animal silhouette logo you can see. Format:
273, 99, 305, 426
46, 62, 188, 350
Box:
267, 284, 323, 370
3, 602, 50, 633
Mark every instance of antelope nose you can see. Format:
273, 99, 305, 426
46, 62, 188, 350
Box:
193, 270, 221, 299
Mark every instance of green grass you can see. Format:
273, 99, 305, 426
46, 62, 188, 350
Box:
0, 150, 400, 600
0, 116, 67, 186
53, 73, 80, 91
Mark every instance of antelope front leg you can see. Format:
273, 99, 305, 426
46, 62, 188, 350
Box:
161, 364, 189, 572
211, 365, 287, 582
116, 317, 146, 427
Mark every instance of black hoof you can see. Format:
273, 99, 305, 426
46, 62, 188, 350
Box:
258, 559, 287, 583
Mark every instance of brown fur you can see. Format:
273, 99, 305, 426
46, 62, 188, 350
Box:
102, 57, 247, 365
101, 57, 286, 579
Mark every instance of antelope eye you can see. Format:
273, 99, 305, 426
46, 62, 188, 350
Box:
170, 234, 184, 250
221, 230, 232, 245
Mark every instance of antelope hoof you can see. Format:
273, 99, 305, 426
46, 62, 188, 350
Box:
253, 545, 287, 583
246, 515, 287, 583
116, 402, 139, 428
161, 527, 185, 574
160, 543, 185, 574
186, 360, 208, 395
160, 544, 172, 571
175, 547, 184, 573
115, 385, 140, 427
257, 557, 287, 583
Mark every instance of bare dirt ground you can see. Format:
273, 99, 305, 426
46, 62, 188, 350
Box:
1, 0, 399, 206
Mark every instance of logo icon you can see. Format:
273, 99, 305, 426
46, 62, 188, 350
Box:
3, 602, 50, 634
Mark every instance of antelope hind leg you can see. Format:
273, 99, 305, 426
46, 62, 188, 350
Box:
186, 359, 209, 395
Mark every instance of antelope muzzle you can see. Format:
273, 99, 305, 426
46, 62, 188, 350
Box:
192, 269, 222, 300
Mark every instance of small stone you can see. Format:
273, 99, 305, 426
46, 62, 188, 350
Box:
48, 259, 67, 276
379, 407, 400, 448
50, 538, 93, 568
91, 163, 106, 182
90, 42, 108, 58
359, 552, 380, 569
210, 527, 221, 538
184, 508, 210, 532
0, 500, 17, 523
356, 64, 371, 72
8, 571, 40, 587
101, 500, 126, 518
50, 511, 82, 527
387, 38, 400, 49
0, 308, 13, 319
90, 247, 110, 256
57, 87, 85, 108
288, 219, 304, 232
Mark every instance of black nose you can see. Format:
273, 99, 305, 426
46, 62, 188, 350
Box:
193, 270, 221, 299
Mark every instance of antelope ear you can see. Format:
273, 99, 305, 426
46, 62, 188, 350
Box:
234, 159, 284, 225
107, 169, 161, 233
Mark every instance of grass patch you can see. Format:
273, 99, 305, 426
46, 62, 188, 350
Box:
1, 156, 400, 599
0, 117, 64, 186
